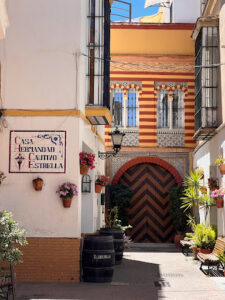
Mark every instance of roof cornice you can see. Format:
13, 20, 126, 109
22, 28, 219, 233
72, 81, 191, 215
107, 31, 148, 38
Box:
191, 16, 219, 40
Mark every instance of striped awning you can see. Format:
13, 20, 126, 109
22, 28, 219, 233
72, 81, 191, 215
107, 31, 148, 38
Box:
0, 0, 9, 39
144, 0, 172, 8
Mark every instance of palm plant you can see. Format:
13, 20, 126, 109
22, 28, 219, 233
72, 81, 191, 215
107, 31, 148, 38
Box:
199, 194, 214, 223
181, 170, 203, 223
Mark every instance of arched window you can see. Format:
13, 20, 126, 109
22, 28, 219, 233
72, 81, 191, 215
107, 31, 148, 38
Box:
113, 88, 123, 126
172, 90, 184, 128
157, 89, 169, 128
127, 88, 138, 127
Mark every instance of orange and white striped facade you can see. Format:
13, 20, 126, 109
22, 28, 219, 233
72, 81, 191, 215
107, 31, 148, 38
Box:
106, 23, 196, 150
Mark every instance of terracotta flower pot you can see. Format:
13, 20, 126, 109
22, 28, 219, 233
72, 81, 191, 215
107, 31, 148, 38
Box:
95, 184, 102, 194
174, 233, 185, 248
210, 186, 219, 192
192, 246, 199, 259
218, 165, 225, 175
62, 197, 72, 208
215, 197, 224, 208
80, 164, 90, 175
199, 248, 213, 254
32, 177, 44, 191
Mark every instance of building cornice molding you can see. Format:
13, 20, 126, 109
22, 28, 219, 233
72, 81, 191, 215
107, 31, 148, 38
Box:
191, 16, 219, 40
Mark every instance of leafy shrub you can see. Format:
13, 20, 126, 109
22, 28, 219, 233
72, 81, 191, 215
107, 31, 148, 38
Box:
0, 210, 28, 264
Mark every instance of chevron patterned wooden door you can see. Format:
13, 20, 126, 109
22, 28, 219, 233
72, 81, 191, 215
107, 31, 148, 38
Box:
119, 163, 177, 243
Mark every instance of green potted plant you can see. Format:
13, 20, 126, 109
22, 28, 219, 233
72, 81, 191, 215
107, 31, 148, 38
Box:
100, 207, 125, 265
217, 251, 225, 276
56, 182, 78, 207
0, 210, 28, 298
192, 224, 216, 254
167, 185, 189, 247
214, 155, 225, 175
79, 152, 96, 175
181, 170, 203, 223
95, 175, 109, 194
199, 194, 214, 223
0, 210, 28, 264
110, 184, 133, 226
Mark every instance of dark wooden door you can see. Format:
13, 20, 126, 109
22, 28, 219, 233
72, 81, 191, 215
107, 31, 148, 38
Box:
119, 163, 177, 243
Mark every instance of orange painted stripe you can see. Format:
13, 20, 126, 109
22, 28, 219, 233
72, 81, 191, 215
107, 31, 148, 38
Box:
139, 98, 155, 102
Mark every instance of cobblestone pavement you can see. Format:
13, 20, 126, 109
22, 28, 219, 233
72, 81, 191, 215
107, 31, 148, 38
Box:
17, 245, 225, 300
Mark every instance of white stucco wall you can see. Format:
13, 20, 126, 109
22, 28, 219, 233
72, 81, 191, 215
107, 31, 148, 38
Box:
1, 0, 84, 110
0, 0, 106, 238
193, 126, 225, 236
173, 0, 201, 23
0, 117, 81, 237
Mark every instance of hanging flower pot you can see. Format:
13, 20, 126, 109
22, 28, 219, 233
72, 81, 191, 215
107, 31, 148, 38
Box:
56, 182, 78, 208
95, 184, 102, 194
79, 152, 96, 175
62, 197, 73, 208
218, 165, 225, 175
211, 188, 225, 208
214, 155, 225, 175
208, 178, 218, 191
200, 186, 207, 194
210, 186, 219, 192
32, 177, 44, 191
80, 164, 90, 175
215, 197, 224, 208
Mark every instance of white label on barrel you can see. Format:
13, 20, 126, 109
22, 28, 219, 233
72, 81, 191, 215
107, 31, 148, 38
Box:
93, 254, 111, 260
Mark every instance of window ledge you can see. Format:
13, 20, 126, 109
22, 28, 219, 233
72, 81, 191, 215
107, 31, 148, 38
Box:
157, 129, 185, 134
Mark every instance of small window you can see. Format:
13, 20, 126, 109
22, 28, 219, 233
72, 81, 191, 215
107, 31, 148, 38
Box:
82, 175, 91, 193
172, 90, 184, 129
157, 89, 169, 128
114, 89, 123, 126
127, 88, 137, 127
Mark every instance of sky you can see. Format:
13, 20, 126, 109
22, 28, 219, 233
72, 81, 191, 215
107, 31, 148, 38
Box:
111, 0, 159, 22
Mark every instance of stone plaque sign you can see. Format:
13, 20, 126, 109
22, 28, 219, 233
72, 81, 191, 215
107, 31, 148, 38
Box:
9, 131, 66, 173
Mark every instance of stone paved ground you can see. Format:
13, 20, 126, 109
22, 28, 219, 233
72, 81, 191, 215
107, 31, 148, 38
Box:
16, 246, 225, 300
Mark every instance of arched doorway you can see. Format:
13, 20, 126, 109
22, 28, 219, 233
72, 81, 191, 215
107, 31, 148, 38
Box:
112, 157, 183, 243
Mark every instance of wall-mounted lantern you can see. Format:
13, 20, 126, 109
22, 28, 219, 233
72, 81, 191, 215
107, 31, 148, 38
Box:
98, 127, 125, 159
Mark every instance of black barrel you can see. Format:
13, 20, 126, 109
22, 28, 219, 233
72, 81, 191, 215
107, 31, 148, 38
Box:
100, 228, 124, 265
82, 235, 115, 282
